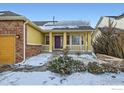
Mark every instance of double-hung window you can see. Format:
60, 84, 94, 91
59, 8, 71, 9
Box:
72, 35, 80, 45
45, 35, 49, 45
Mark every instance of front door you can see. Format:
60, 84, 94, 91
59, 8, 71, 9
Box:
55, 36, 61, 49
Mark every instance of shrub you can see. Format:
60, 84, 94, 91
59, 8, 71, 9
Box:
47, 56, 86, 75
63, 47, 70, 58
0, 65, 12, 73
101, 63, 119, 73
87, 62, 104, 74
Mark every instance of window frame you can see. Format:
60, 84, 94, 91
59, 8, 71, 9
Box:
45, 35, 49, 45
71, 35, 81, 45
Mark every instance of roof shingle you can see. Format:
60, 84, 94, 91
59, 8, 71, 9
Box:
0, 11, 22, 16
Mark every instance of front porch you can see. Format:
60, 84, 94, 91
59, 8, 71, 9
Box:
42, 31, 92, 52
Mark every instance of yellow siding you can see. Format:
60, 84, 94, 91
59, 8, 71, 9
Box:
88, 32, 92, 51
27, 25, 43, 45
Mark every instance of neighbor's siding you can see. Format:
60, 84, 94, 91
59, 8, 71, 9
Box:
98, 17, 124, 29
27, 24, 43, 45
92, 29, 102, 42
88, 32, 92, 51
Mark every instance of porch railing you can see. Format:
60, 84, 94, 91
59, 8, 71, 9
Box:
42, 45, 49, 51
66, 45, 85, 51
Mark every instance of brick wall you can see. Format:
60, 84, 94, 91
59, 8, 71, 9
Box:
25, 45, 42, 57
0, 20, 24, 63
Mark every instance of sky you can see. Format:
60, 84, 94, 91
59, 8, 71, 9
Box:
0, 3, 124, 27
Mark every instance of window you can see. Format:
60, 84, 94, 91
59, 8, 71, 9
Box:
72, 35, 80, 45
45, 36, 49, 45
82, 36, 84, 45
67, 35, 70, 45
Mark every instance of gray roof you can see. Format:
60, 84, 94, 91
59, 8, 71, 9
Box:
0, 11, 27, 21
33, 20, 94, 30
33, 21, 58, 26
33, 20, 90, 26
0, 11, 22, 16
98, 27, 124, 33
45, 20, 90, 26
105, 13, 124, 19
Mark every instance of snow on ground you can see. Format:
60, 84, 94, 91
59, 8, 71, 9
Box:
68, 53, 97, 65
0, 53, 124, 85
0, 71, 124, 85
15, 53, 97, 67
16, 53, 53, 66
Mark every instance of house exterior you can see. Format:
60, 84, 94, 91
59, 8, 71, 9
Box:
92, 13, 124, 53
0, 11, 43, 65
33, 21, 94, 53
0, 11, 94, 65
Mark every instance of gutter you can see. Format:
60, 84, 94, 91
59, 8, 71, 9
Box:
21, 20, 28, 63
42, 29, 95, 33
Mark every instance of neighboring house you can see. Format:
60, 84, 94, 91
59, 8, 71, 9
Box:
0, 11, 94, 65
0, 11, 43, 65
92, 13, 124, 42
92, 13, 124, 52
33, 20, 94, 53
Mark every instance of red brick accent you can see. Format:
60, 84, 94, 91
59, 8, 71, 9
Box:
0, 20, 24, 63
25, 45, 42, 57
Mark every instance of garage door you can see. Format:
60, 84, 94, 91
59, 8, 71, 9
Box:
0, 35, 15, 64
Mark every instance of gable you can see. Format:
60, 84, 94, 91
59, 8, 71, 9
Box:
97, 16, 124, 30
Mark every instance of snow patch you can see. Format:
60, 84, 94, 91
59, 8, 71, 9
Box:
16, 53, 53, 66
0, 71, 124, 85
68, 54, 97, 65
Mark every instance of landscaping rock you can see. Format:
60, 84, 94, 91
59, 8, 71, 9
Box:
111, 75, 116, 78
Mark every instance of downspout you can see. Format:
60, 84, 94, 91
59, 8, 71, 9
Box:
22, 20, 28, 63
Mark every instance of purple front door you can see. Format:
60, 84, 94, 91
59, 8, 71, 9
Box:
55, 36, 61, 49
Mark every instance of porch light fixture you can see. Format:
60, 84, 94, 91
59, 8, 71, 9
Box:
16, 35, 20, 39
